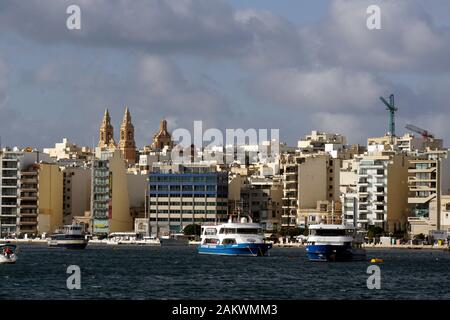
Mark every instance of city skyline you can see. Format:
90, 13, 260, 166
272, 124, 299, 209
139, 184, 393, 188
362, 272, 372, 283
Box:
1, 0, 450, 149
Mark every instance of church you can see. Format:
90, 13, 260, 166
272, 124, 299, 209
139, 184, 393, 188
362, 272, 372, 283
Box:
97, 107, 173, 165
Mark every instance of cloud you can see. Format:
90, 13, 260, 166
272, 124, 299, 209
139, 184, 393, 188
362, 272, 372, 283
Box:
0, 58, 9, 109
301, 0, 450, 72
234, 9, 308, 69
248, 67, 392, 113
1, 0, 450, 148
0, 0, 252, 57
19, 54, 233, 148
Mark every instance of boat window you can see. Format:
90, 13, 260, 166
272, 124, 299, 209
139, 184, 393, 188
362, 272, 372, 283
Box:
222, 238, 236, 245
222, 228, 237, 234
236, 228, 262, 234
204, 238, 219, 244
204, 228, 217, 235
310, 229, 347, 236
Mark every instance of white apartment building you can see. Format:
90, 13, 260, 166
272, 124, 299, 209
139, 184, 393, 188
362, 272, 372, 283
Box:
355, 153, 409, 233
0, 148, 52, 237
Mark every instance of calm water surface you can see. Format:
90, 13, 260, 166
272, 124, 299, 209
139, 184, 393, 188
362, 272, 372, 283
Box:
1, 245, 449, 299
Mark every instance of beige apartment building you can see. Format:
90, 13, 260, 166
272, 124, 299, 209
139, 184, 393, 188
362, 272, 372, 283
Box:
37, 163, 64, 235
61, 166, 91, 225
282, 153, 340, 228
407, 150, 450, 236
228, 175, 283, 231
298, 200, 343, 227
368, 134, 443, 154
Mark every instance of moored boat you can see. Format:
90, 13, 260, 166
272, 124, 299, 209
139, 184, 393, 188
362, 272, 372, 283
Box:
48, 224, 88, 249
0, 244, 18, 264
160, 233, 189, 246
306, 224, 366, 262
198, 216, 272, 256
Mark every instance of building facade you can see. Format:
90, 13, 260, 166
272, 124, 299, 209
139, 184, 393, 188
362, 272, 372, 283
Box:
356, 153, 409, 233
148, 164, 228, 236
407, 150, 450, 236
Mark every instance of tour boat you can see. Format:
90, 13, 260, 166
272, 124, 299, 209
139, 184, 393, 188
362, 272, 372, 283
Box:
305, 224, 366, 262
198, 216, 272, 256
0, 244, 18, 264
48, 224, 88, 249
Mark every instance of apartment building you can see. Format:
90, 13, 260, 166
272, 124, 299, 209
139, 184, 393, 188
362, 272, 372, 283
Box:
36, 163, 63, 235
228, 175, 283, 232
297, 130, 347, 154
0, 149, 57, 237
356, 153, 409, 233
148, 164, 228, 236
61, 166, 91, 225
407, 150, 450, 236
91, 150, 133, 236
281, 153, 340, 228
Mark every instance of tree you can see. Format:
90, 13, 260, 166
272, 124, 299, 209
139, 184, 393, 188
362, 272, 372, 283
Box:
414, 233, 425, 241
367, 226, 384, 239
279, 228, 303, 238
183, 224, 201, 236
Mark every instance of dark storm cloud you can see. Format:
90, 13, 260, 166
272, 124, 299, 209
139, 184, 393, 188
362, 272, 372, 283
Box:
0, 0, 252, 57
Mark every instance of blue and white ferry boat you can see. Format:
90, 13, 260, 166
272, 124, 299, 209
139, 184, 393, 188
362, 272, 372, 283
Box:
306, 224, 366, 262
198, 216, 272, 256
48, 224, 88, 249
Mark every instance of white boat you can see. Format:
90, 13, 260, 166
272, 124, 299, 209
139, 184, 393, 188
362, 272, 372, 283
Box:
0, 244, 18, 264
305, 224, 366, 262
136, 236, 161, 246
198, 216, 272, 256
106, 232, 138, 245
48, 224, 88, 249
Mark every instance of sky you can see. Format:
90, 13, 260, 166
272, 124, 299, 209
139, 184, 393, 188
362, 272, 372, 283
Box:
0, 0, 450, 149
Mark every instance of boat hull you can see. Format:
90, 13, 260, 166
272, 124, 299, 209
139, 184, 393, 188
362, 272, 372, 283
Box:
48, 240, 88, 249
0, 254, 17, 264
160, 238, 189, 246
198, 243, 272, 256
306, 244, 366, 262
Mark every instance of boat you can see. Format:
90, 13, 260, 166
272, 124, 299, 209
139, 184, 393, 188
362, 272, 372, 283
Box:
198, 216, 272, 256
136, 236, 161, 246
0, 244, 18, 264
106, 232, 138, 245
160, 233, 190, 246
48, 224, 88, 249
305, 224, 366, 262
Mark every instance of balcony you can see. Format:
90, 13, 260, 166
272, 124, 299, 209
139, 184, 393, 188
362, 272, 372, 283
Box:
20, 179, 37, 184
19, 221, 37, 226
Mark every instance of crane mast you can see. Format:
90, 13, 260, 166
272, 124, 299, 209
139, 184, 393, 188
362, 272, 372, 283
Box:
379, 94, 398, 138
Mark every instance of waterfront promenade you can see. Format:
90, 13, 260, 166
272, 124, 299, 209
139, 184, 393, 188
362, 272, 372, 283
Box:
2, 238, 449, 251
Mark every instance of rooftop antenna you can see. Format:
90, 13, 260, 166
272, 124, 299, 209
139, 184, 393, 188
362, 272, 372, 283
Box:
379, 94, 398, 143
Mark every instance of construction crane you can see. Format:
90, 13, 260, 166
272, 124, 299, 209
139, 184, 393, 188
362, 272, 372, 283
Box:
379, 94, 398, 137
405, 124, 434, 140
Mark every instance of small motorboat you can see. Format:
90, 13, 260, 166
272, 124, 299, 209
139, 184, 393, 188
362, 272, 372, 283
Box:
0, 244, 18, 264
